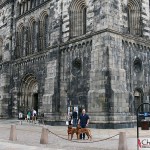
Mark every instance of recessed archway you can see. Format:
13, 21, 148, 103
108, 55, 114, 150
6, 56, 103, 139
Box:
19, 74, 38, 114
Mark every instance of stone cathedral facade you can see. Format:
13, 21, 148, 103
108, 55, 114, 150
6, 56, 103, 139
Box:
0, 0, 150, 128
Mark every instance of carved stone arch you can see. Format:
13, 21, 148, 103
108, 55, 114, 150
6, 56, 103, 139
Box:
39, 10, 48, 22
89, 40, 92, 51
82, 42, 86, 46
28, 16, 36, 29
124, 41, 128, 47
125, 41, 129, 46
19, 73, 39, 113
128, 42, 131, 49
139, 44, 143, 52
86, 41, 90, 46
17, 23, 24, 32
70, 46, 73, 51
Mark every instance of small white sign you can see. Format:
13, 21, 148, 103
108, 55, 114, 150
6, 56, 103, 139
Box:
138, 138, 150, 149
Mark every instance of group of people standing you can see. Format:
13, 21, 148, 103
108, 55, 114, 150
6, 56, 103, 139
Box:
68, 108, 90, 140
26, 108, 37, 123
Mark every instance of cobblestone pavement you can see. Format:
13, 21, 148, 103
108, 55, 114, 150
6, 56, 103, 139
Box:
0, 119, 149, 150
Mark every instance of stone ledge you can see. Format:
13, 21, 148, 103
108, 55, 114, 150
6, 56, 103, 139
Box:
44, 120, 134, 129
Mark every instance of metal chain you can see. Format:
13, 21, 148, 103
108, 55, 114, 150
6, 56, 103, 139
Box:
47, 129, 119, 143
0, 124, 119, 143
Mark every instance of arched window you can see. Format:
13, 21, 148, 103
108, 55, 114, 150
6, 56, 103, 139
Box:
128, 0, 141, 35
32, 21, 36, 53
38, 12, 49, 51
69, 0, 87, 38
44, 15, 49, 48
0, 39, 3, 62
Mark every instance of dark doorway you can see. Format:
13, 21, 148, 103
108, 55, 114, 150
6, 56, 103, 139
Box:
78, 95, 87, 110
134, 90, 143, 113
33, 93, 38, 113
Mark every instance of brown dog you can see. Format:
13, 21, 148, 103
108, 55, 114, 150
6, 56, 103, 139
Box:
76, 124, 92, 140
67, 125, 78, 140
68, 124, 92, 140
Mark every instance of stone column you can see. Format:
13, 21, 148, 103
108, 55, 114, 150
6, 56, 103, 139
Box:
59, 51, 67, 115
0, 72, 11, 118
11, 77, 19, 118
88, 33, 132, 128
42, 60, 57, 121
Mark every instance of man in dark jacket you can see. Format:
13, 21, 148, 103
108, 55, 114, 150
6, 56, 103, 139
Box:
78, 109, 89, 140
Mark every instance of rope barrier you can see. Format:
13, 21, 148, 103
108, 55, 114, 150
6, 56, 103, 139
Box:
47, 129, 119, 143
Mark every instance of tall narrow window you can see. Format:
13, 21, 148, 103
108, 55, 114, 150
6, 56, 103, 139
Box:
17, 2, 21, 16
0, 39, 3, 62
34, 0, 36, 7
21, 27, 24, 57
37, 20, 40, 52
128, 0, 141, 35
39, 12, 48, 51
37, 0, 40, 5
26, 1, 28, 11
30, 0, 33, 9
38, 20, 43, 51
83, 7, 86, 34
22, 2, 25, 13
69, 0, 86, 38
32, 21, 36, 53
25, 27, 29, 56
44, 15, 49, 48
28, 27, 32, 55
